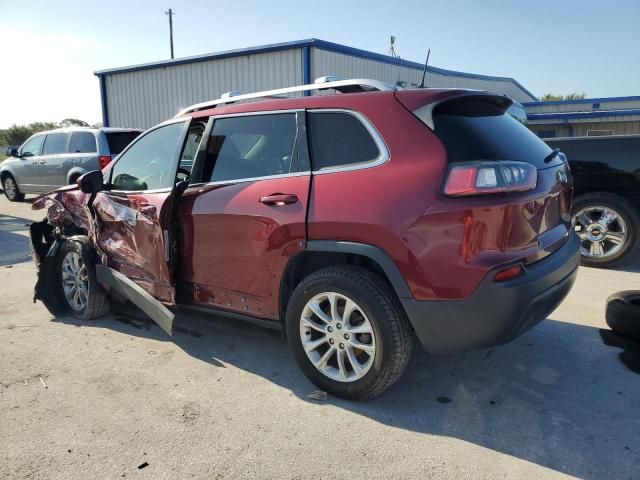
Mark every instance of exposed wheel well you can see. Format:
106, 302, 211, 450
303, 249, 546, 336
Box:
279, 251, 396, 323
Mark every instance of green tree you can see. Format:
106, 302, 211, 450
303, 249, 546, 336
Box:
541, 92, 586, 101
59, 118, 90, 127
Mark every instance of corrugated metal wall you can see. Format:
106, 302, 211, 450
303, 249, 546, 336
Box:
525, 99, 640, 114
310, 48, 534, 102
104, 49, 302, 129
103, 46, 535, 129
529, 121, 640, 138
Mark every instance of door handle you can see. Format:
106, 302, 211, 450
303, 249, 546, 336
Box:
39, 160, 46, 164
259, 193, 298, 206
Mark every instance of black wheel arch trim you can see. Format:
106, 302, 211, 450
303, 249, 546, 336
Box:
305, 240, 413, 299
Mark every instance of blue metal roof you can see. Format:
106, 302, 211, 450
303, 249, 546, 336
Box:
94, 38, 537, 100
527, 109, 640, 121
522, 96, 640, 107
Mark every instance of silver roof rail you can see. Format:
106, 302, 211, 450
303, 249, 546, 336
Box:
175, 77, 396, 116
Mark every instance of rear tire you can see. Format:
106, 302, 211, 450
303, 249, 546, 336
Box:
572, 192, 639, 268
286, 266, 413, 400
2, 174, 25, 202
606, 291, 640, 342
55, 238, 110, 320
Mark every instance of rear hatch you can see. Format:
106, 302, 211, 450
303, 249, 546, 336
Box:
400, 91, 573, 262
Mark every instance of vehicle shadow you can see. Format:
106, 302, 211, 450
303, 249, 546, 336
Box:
0, 214, 33, 266
609, 249, 640, 273
52, 308, 639, 479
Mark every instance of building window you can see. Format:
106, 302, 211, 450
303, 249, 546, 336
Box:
592, 102, 600, 110
586, 129, 614, 136
537, 130, 557, 138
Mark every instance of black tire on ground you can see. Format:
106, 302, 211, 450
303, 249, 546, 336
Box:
54, 238, 110, 320
2, 174, 25, 202
286, 265, 413, 400
572, 192, 640, 268
606, 290, 640, 342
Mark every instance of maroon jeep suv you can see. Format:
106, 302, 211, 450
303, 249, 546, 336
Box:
30, 78, 580, 400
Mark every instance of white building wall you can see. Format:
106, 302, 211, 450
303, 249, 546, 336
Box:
310, 48, 535, 102
104, 49, 302, 129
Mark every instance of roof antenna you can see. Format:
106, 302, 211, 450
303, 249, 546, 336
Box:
418, 49, 431, 88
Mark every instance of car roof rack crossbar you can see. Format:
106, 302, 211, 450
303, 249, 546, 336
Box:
175, 76, 396, 116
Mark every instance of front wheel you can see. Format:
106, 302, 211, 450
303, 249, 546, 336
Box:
286, 266, 413, 400
55, 239, 110, 320
572, 193, 640, 268
2, 174, 25, 202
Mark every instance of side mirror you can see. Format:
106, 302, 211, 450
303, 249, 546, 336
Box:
8, 148, 19, 157
78, 170, 104, 194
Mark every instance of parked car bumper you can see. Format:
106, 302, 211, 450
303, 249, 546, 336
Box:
401, 232, 581, 354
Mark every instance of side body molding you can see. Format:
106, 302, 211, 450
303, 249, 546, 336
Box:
96, 265, 175, 336
305, 240, 412, 299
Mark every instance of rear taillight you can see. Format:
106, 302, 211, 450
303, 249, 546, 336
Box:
443, 161, 537, 197
98, 155, 112, 170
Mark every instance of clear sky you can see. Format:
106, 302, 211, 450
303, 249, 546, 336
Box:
1, 0, 639, 128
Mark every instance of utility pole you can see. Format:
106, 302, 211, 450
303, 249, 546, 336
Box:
165, 8, 175, 59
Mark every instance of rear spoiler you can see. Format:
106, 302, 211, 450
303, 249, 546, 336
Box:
396, 90, 514, 130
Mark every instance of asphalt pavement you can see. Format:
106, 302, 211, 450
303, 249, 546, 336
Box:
1, 194, 638, 480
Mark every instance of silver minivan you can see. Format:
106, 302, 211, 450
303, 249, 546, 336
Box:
1, 127, 141, 201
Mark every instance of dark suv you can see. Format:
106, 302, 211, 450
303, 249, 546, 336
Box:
30, 78, 580, 399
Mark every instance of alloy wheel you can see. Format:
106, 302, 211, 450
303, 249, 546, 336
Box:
61, 251, 89, 311
573, 206, 627, 260
299, 292, 377, 382
4, 177, 16, 199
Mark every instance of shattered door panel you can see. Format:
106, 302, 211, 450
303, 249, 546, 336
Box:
32, 187, 176, 305
92, 192, 175, 304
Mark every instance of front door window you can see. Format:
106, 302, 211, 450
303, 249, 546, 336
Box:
109, 121, 186, 191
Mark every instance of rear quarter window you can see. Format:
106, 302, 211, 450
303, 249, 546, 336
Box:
308, 112, 382, 171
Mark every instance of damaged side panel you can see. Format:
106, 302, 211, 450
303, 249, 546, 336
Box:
30, 186, 176, 333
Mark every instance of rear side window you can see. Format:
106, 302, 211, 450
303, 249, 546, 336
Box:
69, 132, 97, 153
105, 132, 141, 155
206, 114, 297, 182
430, 96, 555, 168
308, 112, 381, 170
42, 133, 69, 155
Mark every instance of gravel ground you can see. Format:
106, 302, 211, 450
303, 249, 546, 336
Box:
1, 194, 639, 479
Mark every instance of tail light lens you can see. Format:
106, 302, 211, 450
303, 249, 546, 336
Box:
98, 155, 112, 170
443, 161, 537, 197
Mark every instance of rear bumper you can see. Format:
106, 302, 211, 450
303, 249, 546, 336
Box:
401, 232, 581, 354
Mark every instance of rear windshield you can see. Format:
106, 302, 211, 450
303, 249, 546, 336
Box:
105, 131, 140, 155
429, 96, 558, 168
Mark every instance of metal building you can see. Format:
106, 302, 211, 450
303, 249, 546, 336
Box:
95, 38, 538, 129
524, 96, 640, 138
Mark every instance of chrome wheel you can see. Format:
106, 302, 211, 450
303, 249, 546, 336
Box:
300, 292, 377, 382
573, 206, 627, 260
3, 177, 16, 199
61, 251, 88, 311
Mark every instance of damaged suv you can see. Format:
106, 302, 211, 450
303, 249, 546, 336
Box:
30, 78, 580, 400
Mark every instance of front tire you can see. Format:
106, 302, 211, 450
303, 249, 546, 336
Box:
286, 266, 413, 400
55, 239, 110, 320
572, 192, 640, 268
2, 174, 25, 202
